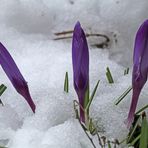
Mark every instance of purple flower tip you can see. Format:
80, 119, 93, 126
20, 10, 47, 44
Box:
0, 42, 36, 113
127, 19, 148, 127
75, 21, 81, 30
72, 22, 89, 122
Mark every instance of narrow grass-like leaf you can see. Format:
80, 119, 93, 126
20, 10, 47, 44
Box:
84, 85, 90, 126
0, 84, 7, 96
139, 117, 148, 148
107, 141, 112, 148
84, 85, 89, 109
128, 134, 141, 146
0, 99, 4, 106
126, 67, 129, 74
106, 67, 114, 83
73, 100, 97, 148
136, 104, 148, 115
86, 80, 100, 110
127, 116, 141, 143
0, 84, 7, 106
124, 67, 129, 75
114, 86, 132, 105
119, 137, 128, 144
89, 118, 96, 135
64, 72, 69, 93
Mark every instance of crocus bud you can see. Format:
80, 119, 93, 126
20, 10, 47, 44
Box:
127, 20, 148, 127
72, 22, 89, 122
0, 43, 36, 113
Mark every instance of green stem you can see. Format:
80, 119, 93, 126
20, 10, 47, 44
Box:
73, 102, 97, 148
136, 104, 148, 115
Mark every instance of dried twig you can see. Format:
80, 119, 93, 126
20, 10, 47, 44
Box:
54, 30, 110, 48
54, 30, 73, 36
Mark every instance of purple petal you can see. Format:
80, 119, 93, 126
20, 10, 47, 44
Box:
0, 42, 36, 113
127, 20, 148, 127
72, 21, 89, 122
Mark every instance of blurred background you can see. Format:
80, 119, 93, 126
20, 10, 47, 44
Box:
0, 0, 148, 66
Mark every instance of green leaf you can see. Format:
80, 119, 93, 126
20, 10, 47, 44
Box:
114, 86, 132, 105
136, 104, 148, 115
124, 67, 129, 75
0, 84, 7, 106
84, 85, 89, 109
107, 141, 112, 148
106, 67, 114, 83
127, 116, 141, 143
0, 84, 7, 96
128, 134, 141, 146
139, 117, 148, 148
84, 85, 90, 126
89, 118, 96, 135
86, 80, 100, 110
64, 72, 69, 93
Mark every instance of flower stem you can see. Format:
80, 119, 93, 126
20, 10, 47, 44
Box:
73, 101, 97, 148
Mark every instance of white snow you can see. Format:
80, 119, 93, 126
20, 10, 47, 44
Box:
0, 0, 148, 148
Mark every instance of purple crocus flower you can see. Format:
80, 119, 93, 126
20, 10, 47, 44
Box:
0, 42, 36, 113
72, 22, 89, 122
127, 20, 148, 127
